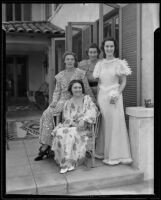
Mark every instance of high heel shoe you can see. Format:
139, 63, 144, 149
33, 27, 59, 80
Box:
34, 146, 50, 161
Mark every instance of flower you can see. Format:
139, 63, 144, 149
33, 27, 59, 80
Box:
108, 90, 119, 99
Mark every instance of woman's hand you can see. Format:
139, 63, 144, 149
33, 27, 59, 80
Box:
77, 119, 85, 131
110, 95, 120, 104
50, 101, 56, 108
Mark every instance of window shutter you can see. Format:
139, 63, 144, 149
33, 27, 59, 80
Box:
121, 4, 138, 126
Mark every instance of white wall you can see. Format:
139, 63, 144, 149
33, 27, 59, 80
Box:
141, 3, 159, 105
50, 4, 100, 29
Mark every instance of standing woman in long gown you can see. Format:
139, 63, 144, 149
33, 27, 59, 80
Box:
93, 38, 133, 165
78, 43, 100, 98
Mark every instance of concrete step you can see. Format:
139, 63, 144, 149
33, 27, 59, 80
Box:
36, 162, 144, 195
65, 164, 144, 194
6, 139, 144, 195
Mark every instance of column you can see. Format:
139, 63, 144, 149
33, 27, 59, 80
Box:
126, 107, 154, 180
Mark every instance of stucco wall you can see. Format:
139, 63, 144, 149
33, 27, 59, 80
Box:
50, 4, 100, 29
141, 3, 159, 105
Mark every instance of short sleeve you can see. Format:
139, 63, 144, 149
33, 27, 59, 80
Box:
116, 59, 132, 76
93, 61, 102, 79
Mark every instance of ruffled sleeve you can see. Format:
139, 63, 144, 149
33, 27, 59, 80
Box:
81, 95, 98, 124
93, 61, 102, 79
116, 59, 132, 76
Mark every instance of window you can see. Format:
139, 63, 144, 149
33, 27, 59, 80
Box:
103, 4, 119, 57
24, 4, 32, 21
5, 3, 31, 21
15, 4, 21, 21
45, 4, 52, 20
6, 4, 13, 21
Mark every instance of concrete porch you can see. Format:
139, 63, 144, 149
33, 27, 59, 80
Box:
6, 137, 154, 195
5, 106, 154, 195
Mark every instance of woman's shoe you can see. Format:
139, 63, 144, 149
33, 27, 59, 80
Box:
67, 166, 75, 172
34, 146, 50, 161
60, 168, 68, 174
95, 153, 104, 159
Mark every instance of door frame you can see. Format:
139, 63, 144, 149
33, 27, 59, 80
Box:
48, 37, 65, 103
65, 22, 95, 53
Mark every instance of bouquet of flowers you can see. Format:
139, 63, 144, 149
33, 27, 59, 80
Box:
108, 90, 120, 104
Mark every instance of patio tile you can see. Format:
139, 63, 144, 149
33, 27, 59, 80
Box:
29, 158, 59, 175
6, 150, 28, 166
34, 173, 67, 194
6, 175, 36, 194
23, 138, 40, 156
6, 140, 25, 152
6, 163, 32, 178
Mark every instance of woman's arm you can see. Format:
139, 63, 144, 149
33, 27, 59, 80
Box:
82, 75, 96, 103
50, 78, 61, 107
110, 75, 126, 104
118, 75, 126, 94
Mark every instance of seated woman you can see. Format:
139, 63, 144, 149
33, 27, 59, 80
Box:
51, 80, 98, 174
34, 52, 95, 161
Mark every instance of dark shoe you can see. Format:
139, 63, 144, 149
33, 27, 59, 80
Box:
34, 146, 50, 161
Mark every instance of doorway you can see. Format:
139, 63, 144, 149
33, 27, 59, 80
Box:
6, 55, 28, 103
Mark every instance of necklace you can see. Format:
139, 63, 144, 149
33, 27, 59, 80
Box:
105, 56, 115, 61
65, 67, 75, 72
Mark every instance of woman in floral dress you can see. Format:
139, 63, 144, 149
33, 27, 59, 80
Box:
51, 80, 98, 174
34, 52, 95, 161
93, 38, 133, 165
78, 43, 100, 97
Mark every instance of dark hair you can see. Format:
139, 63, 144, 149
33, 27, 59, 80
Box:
86, 43, 100, 58
68, 79, 85, 95
62, 51, 78, 68
100, 37, 118, 58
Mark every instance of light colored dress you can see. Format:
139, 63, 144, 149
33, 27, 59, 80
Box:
39, 68, 95, 146
93, 58, 133, 165
51, 95, 98, 169
78, 59, 99, 97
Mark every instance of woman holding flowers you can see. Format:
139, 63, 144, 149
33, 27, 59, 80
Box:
93, 38, 133, 165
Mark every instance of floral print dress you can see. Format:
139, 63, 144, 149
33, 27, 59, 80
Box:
51, 95, 98, 169
39, 68, 95, 146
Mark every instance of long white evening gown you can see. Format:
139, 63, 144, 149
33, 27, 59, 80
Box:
93, 58, 133, 165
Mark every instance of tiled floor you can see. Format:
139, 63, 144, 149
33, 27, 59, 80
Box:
6, 138, 154, 195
